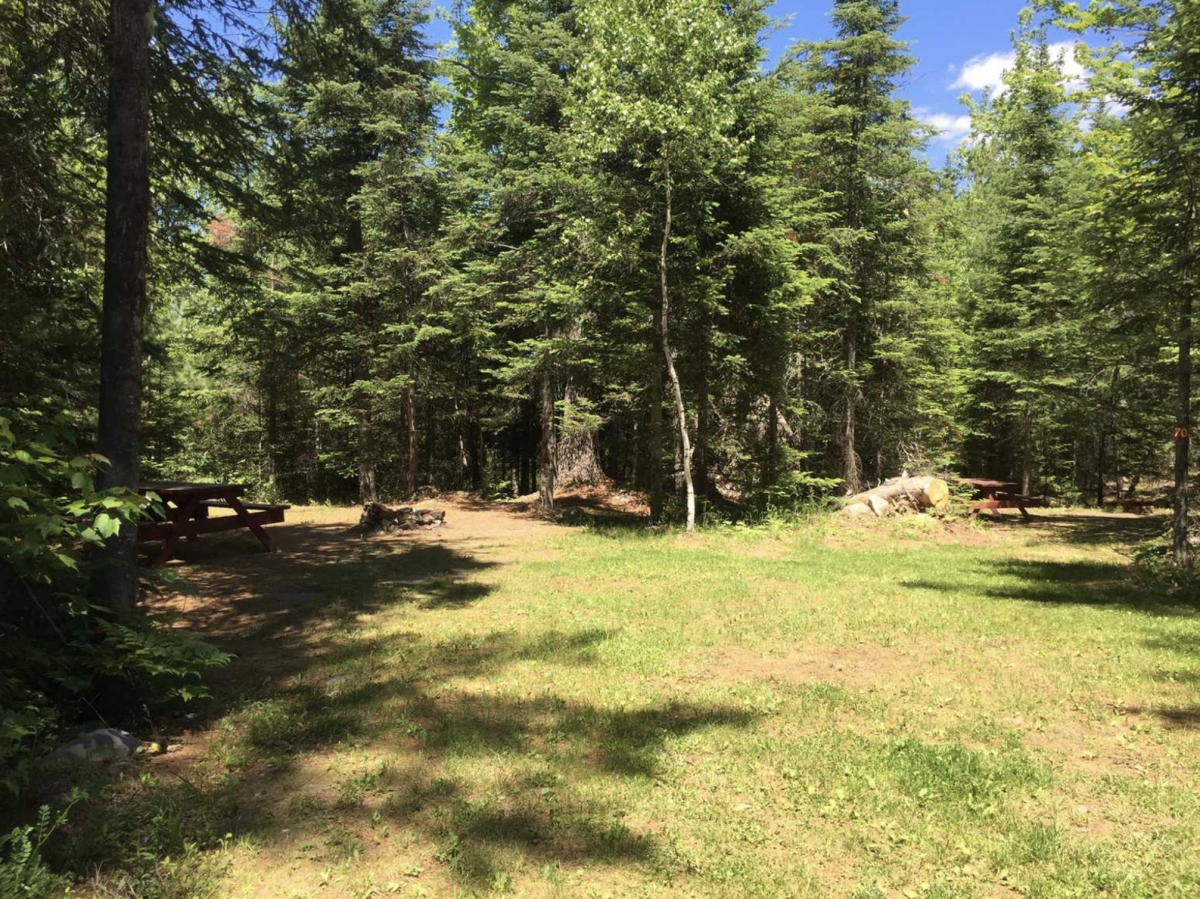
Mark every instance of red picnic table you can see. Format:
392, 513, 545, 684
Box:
961, 478, 1042, 520
137, 482, 289, 567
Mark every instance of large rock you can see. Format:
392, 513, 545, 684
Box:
360, 502, 446, 533
46, 728, 141, 767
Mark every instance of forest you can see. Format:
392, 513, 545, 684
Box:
2, 0, 1200, 894
5, 0, 1196, 529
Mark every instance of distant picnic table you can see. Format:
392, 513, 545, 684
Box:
961, 478, 1043, 520
138, 482, 289, 567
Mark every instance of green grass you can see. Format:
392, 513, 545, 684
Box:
54, 512, 1200, 898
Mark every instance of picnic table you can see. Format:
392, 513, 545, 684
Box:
961, 478, 1042, 520
1120, 497, 1165, 514
137, 482, 289, 567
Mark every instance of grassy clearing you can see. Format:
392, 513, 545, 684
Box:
54, 507, 1200, 898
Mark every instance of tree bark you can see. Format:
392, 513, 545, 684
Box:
96, 0, 152, 613
765, 392, 779, 487
695, 328, 711, 502
357, 412, 377, 503
647, 357, 664, 523
659, 160, 695, 531
403, 384, 418, 498
1175, 263, 1194, 568
537, 336, 557, 515
842, 315, 861, 495
844, 476, 951, 514
556, 373, 605, 487
1020, 405, 1034, 497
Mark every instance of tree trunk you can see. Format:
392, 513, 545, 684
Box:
659, 160, 695, 532
765, 393, 779, 487
556, 383, 605, 488
695, 329, 710, 502
538, 345, 556, 516
358, 414, 376, 503
96, 0, 152, 614
842, 315, 861, 495
403, 385, 418, 498
1096, 434, 1106, 508
648, 358, 664, 523
1020, 405, 1034, 497
266, 375, 279, 490
469, 420, 483, 491
844, 476, 951, 514
1175, 267, 1193, 568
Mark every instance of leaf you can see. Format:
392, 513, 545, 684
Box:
93, 513, 121, 539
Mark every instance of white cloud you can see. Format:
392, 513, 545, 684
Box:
949, 42, 1089, 96
916, 107, 972, 145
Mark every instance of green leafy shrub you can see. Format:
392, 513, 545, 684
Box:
754, 469, 843, 519
1131, 529, 1200, 600
0, 804, 73, 898
0, 412, 230, 800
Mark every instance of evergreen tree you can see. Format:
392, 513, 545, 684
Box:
259, 0, 440, 501
783, 0, 937, 492
1042, 0, 1200, 563
441, 0, 587, 514
570, 0, 772, 529
956, 16, 1088, 495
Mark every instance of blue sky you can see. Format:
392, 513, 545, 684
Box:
420, 0, 1080, 163
219, 1, 1079, 164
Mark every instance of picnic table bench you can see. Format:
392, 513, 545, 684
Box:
961, 478, 1043, 520
137, 482, 289, 566
1120, 498, 1165, 514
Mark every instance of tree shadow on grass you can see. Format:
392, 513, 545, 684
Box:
146, 524, 503, 696
902, 557, 1193, 617
982, 512, 1167, 547
58, 622, 757, 893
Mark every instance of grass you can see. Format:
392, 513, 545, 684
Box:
48, 507, 1200, 898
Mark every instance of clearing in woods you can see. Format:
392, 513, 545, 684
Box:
65, 498, 1200, 898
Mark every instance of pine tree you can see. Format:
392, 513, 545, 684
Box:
783, 0, 934, 492
440, 0, 586, 514
957, 15, 1087, 494
262, 0, 440, 502
570, 0, 771, 529
1041, 0, 1200, 563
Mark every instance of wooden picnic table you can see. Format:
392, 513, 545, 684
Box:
960, 477, 1042, 520
137, 482, 289, 567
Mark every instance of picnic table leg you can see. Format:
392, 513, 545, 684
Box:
228, 496, 273, 552
1019, 503, 1032, 520
184, 505, 207, 543
152, 494, 202, 567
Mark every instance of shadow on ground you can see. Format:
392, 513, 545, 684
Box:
59, 619, 756, 891
982, 511, 1167, 546
902, 555, 1192, 617
59, 509, 758, 893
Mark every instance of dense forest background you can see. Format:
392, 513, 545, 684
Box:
4, 0, 1197, 519
2, 0, 1199, 801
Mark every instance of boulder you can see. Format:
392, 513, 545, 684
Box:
46, 728, 141, 767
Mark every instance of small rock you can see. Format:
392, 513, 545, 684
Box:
1002, 716, 1024, 726
166, 743, 184, 753
46, 728, 141, 768
324, 674, 351, 693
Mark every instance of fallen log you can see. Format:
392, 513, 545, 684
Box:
360, 502, 446, 533
840, 476, 950, 518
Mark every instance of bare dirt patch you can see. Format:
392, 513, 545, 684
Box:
688, 642, 943, 691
